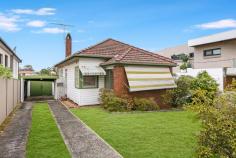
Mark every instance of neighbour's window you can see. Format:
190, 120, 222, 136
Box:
74, 66, 98, 89
10, 55, 13, 70
203, 48, 221, 57
5, 55, 8, 67
0, 54, 2, 65
189, 52, 194, 58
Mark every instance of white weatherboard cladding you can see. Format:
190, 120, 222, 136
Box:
125, 66, 176, 92
59, 57, 105, 106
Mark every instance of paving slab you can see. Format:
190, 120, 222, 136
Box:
48, 100, 122, 158
0, 102, 33, 158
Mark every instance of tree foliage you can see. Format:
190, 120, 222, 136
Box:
0, 64, 12, 78
185, 92, 236, 158
163, 75, 194, 107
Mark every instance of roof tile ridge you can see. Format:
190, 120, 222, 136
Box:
115, 47, 132, 61
75, 38, 114, 55
109, 38, 175, 64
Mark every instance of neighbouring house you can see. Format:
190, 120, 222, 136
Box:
54, 33, 177, 107
19, 67, 35, 76
156, 44, 194, 73
0, 37, 21, 79
188, 29, 236, 89
0, 37, 21, 125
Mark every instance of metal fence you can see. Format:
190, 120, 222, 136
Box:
0, 78, 21, 125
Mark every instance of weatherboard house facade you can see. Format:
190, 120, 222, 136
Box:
55, 34, 176, 108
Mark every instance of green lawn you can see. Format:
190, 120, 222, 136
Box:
71, 107, 200, 158
26, 102, 70, 158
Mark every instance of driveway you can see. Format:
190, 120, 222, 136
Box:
0, 102, 32, 158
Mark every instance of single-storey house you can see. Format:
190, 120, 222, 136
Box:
54, 34, 176, 107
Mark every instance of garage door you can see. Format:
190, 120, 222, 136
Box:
30, 81, 52, 96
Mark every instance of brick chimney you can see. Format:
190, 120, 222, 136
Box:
65, 33, 72, 58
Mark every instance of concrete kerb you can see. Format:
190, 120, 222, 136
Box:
59, 100, 123, 158
47, 102, 73, 158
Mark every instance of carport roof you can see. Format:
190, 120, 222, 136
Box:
22, 75, 57, 80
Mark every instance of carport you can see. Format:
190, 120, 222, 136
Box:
21, 76, 57, 101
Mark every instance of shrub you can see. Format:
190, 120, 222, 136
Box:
191, 71, 218, 100
0, 64, 12, 78
163, 75, 194, 107
133, 97, 160, 111
185, 92, 236, 158
225, 78, 236, 91
99, 89, 127, 112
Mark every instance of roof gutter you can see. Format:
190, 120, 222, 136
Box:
0, 38, 22, 62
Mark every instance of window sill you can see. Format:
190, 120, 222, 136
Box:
203, 55, 221, 59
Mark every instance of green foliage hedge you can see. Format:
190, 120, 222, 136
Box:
163, 71, 218, 108
0, 64, 12, 78
99, 89, 160, 112
186, 92, 236, 158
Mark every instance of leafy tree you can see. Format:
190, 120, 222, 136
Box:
24, 65, 33, 70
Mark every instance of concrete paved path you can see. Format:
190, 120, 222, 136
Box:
48, 101, 122, 158
0, 102, 32, 158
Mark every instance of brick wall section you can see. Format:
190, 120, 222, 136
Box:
112, 66, 171, 109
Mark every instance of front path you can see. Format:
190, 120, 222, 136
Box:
0, 102, 32, 158
48, 101, 122, 158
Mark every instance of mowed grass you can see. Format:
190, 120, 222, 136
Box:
71, 107, 200, 158
26, 102, 70, 158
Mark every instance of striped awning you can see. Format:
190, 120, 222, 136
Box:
79, 66, 106, 76
125, 66, 176, 92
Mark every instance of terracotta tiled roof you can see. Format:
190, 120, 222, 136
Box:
55, 39, 176, 67
77, 39, 176, 66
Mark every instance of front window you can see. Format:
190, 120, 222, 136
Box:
203, 48, 221, 57
75, 66, 98, 89
83, 76, 98, 88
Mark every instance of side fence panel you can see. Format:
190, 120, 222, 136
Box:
0, 78, 21, 125
7, 79, 14, 115
0, 79, 7, 125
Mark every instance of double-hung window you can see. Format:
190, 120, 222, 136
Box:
203, 48, 221, 57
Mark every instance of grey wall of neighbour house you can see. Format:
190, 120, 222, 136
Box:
0, 78, 21, 125
193, 39, 236, 69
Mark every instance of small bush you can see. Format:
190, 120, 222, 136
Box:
99, 89, 127, 112
191, 71, 218, 101
133, 97, 160, 111
163, 75, 194, 107
99, 89, 160, 112
225, 78, 236, 91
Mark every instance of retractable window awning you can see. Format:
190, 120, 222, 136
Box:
79, 66, 106, 76
125, 66, 176, 92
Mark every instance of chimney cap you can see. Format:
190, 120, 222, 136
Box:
66, 33, 71, 39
